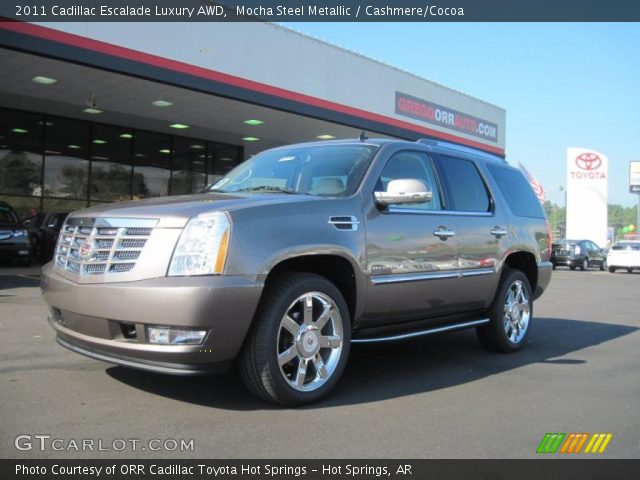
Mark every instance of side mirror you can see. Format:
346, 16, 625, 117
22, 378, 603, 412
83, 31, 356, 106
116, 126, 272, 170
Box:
374, 178, 433, 207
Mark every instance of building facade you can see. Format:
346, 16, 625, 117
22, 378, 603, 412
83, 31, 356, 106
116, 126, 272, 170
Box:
0, 21, 506, 218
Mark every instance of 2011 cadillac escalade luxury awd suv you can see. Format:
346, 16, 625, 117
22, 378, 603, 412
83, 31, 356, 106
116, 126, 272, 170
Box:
41, 138, 552, 405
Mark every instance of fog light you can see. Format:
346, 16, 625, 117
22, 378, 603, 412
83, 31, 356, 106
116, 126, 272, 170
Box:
147, 327, 207, 345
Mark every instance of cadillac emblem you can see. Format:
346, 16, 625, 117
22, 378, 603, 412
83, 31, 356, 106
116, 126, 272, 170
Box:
79, 240, 93, 260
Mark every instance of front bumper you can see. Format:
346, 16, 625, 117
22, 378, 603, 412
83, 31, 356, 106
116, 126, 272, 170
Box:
534, 261, 553, 300
41, 263, 264, 374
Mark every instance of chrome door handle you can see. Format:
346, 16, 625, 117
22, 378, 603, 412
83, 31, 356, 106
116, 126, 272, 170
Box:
433, 228, 455, 239
490, 227, 508, 238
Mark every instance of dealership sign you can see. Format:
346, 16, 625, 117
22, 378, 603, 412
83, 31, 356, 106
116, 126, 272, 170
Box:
566, 148, 608, 247
630, 161, 640, 193
395, 91, 498, 143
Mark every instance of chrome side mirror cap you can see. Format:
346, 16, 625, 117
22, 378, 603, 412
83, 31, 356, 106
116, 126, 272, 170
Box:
374, 178, 433, 207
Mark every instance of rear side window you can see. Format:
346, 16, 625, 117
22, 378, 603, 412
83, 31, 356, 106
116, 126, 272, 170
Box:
486, 164, 545, 218
436, 156, 491, 212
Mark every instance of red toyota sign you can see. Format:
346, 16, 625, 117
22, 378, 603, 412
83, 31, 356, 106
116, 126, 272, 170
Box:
575, 152, 602, 171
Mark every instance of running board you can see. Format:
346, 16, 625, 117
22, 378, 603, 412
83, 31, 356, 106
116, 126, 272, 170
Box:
351, 318, 490, 344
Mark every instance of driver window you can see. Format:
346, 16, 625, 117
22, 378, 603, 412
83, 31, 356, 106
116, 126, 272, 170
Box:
376, 151, 442, 210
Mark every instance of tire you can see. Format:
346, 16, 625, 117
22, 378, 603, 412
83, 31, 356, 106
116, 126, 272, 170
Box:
608, 267, 616, 273
579, 258, 589, 271
627, 268, 633, 274
238, 272, 351, 406
569, 265, 576, 271
600, 260, 606, 271
552, 263, 556, 270
477, 268, 533, 353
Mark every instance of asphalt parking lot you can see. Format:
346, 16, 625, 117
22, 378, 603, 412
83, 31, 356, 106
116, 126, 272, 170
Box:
1, 266, 638, 459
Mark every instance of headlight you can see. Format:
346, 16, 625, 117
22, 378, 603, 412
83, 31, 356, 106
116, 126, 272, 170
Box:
168, 211, 230, 276
13, 229, 28, 237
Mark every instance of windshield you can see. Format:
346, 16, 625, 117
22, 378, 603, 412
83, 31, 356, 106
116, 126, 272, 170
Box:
0, 206, 19, 224
207, 144, 378, 197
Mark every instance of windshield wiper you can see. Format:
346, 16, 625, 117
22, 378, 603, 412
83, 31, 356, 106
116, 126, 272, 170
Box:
235, 186, 300, 194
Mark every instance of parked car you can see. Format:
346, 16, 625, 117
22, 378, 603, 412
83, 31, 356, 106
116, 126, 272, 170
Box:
0, 201, 32, 266
23, 211, 70, 262
607, 241, 640, 273
41, 138, 552, 405
550, 239, 607, 271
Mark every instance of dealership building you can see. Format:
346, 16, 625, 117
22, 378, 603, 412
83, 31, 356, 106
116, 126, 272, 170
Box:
0, 21, 505, 218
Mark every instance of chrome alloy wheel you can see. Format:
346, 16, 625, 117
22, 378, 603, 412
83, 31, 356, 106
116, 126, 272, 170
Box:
503, 280, 531, 344
276, 292, 344, 392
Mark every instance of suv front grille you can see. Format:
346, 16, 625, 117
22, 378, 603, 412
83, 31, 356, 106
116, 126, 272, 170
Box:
55, 218, 156, 277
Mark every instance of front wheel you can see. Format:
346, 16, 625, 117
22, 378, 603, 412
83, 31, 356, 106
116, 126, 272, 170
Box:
627, 268, 634, 273
238, 273, 350, 406
608, 266, 616, 273
477, 268, 533, 353
580, 258, 589, 271
600, 260, 607, 271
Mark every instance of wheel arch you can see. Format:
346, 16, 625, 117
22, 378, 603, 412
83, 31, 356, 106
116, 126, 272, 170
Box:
503, 250, 538, 292
261, 252, 364, 326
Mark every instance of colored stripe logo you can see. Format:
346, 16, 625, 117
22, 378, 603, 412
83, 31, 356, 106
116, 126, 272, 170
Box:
537, 433, 613, 454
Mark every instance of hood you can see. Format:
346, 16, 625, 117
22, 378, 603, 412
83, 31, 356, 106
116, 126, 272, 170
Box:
68, 192, 320, 228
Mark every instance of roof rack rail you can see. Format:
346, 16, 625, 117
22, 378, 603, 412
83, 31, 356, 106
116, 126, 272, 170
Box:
416, 138, 506, 164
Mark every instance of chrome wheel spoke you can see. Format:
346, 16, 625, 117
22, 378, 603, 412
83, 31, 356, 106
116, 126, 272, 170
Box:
295, 359, 308, 387
303, 295, 314, 325
318, 335, 341, 349
282, 315, 299, 336
315, 301, 332, 330
278, 345, 298, 366
313, 355, 328, 379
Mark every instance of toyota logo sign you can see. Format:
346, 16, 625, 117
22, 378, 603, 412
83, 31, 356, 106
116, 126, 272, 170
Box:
575, 152, 602, 171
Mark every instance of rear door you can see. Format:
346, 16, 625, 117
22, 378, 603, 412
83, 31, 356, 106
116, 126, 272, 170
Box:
433, 154, 507, 312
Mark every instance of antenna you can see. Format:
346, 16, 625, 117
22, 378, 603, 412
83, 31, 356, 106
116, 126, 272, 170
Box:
359, 130, 368, 142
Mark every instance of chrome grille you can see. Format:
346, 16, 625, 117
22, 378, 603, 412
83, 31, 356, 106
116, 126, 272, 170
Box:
55, 218, 156, 277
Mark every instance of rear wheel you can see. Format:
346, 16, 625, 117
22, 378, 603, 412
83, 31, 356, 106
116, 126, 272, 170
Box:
580, 258, 589, 271
477, 268, 532, 353
238, 273, 350, 406
627, 268, 634, 273
570, 265, 576, 271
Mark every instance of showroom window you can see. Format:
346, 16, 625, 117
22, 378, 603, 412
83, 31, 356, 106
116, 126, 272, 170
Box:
90, 124, 134, 203
0, 107, 243, 219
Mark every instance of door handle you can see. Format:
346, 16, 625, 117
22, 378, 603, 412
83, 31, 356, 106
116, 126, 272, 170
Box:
490, 227, 508, 238
433, 228, 455, 240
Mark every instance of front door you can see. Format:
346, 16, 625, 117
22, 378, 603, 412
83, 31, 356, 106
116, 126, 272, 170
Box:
364, 150, 459, 326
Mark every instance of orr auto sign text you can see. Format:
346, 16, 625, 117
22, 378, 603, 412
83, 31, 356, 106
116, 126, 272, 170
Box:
395, 91, 498, 142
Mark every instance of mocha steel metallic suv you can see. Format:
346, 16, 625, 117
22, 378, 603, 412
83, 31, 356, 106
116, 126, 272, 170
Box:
42, 138, 553, 405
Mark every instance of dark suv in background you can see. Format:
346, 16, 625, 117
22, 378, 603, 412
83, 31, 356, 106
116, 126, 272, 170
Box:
22, 211, 69, 263
550, 239, 607, 271
42, 138, 552, 405
0, 201, 32, 266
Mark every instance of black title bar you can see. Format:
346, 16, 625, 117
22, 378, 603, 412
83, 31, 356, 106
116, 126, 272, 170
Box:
2, 459, 640, 480
3, 0, 640, 22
